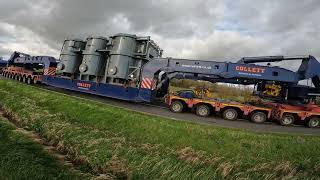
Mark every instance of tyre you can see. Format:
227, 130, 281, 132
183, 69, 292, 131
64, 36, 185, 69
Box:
279, 114, 295, 126
23, 76, 27, 83
222, 108, 238, 121
170, 101, 184, 113
308, 117, 320, 128
196, 104, 210, 117
251, 111, 267, 123
27, 77, 33, 84
18, 76, 22, 82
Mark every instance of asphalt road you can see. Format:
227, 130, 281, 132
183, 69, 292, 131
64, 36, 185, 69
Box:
38, 84, 320, 136
1, 76, 319, 135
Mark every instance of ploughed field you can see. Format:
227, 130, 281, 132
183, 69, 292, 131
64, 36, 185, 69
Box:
0, 79, 319, 179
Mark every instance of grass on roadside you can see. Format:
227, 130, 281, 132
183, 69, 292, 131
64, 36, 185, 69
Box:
0, 117, 87, 179
0, 79, 320, 179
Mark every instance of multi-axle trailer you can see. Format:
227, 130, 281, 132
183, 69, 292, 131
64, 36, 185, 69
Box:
0, 59, 7, 74
166, 92, 320, 127
1, 33, 320, 128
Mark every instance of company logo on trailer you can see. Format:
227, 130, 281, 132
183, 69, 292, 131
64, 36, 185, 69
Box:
235, 66, 265, 73
77, 82, 91, 89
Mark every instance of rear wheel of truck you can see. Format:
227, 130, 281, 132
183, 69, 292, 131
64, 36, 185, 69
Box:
251, 112, 267, 123
223, 108, 238, 121
196, 104, 210, 117
279, 114, 295, 126
170, 101, 184, 113
308, 117, 320, 128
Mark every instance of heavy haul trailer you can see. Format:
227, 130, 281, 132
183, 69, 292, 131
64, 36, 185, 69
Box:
0, 59, 7, 73
166, 93, 272, 123
2, 51, 57, 84
2, 33, 320, 127
156, 56, 320, 127
3, 34, 320, 104
272, 103, 320, 127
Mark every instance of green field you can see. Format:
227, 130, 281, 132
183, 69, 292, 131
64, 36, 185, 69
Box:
0, 117, 87, 179
0, 79, 320, 179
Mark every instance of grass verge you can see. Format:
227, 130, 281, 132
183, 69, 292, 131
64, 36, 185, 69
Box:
0, 79, 320, 179
0, 116, 87, 179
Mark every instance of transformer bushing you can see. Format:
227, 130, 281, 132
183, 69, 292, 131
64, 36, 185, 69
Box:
56, 39, 86, 74
79, 36, 108, 80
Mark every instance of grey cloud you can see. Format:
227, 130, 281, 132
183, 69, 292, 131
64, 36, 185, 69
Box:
0, 0, 319, 67
233, 0, 320, 58
1, 0, 222, 40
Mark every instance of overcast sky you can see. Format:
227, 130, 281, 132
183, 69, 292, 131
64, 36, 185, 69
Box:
0, 0, 319, 67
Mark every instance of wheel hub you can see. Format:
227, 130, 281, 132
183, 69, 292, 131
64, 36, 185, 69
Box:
311, 120, 319, 127
226, 111, 235, 119
283, 117, 293, 125
254, 115, 262, 122
199, 107, 208, 116
172, 104, 181, 112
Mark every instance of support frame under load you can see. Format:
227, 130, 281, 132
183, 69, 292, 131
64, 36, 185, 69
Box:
42, 75, 155, 102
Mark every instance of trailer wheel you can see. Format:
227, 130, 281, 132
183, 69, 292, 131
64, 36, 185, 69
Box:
251, 111, 267, 123
196, 104, 210, 117
27, 77, 33, 84
279, 114, 295, 126
170, 101, 184, 113
308, 117, 320, 128
223, 108, 238, 121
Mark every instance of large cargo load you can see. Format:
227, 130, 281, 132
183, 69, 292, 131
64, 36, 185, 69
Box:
79, 36, 109, 81
55, 33, 162, 87
104, 33, 162, 85
56, 39, 86, 76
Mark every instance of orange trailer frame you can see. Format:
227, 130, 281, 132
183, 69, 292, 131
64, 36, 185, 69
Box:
166, 94, 272, 123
